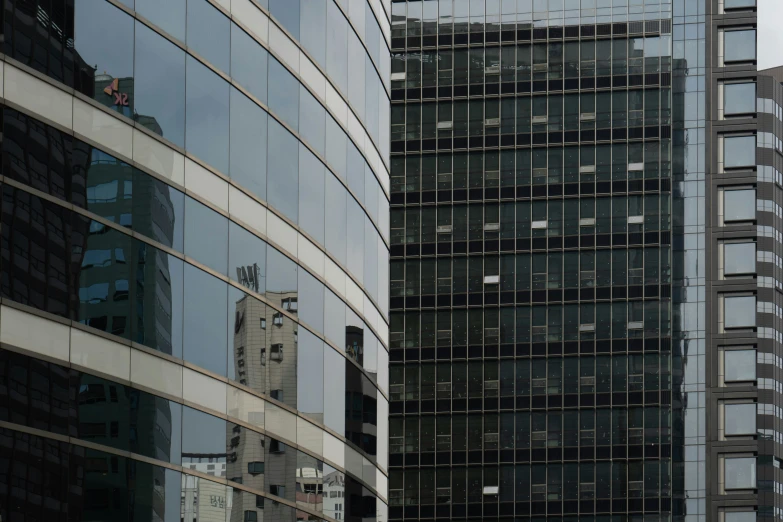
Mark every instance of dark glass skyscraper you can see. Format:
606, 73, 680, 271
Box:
388, 1, 778, 522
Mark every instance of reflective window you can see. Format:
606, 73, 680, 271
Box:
724, 30, 756, 62
76, 149, 134, 223
347, 198, 365, 281
298, 269, 325, 332
724, 295, 755, 329
185, 197, 228, 275
267, 121, 300, 223
326, 0, 349, 94
270, 0, 301, 40
229, 222, 267, 293
183, 265, 228, 376
74, 0, 134, 115
132, 242, 184, 359
326, 117, 348, 179
135, 22, 186, 147
725, 350, 756, 382
725, 0, 756, 8
325, 174, 348, 265
186, 57, 230, 174
726, 512, 757, 522
724, 457, 756, 489
724, 83, 756, 115
187, 0, 230, 72
229, 88, 268, 200
300, 0, 327, 66
132, 170, 185, 251
231, 24, 268, 103
323, 346, 346, 434
723, 189, 755, 222
78, 223, 131, 339
724, 242, 755, 276
298, 147, 326, 244
724, 403, 756, 436
324, 290, 346, 349
268, 58, 300, 131
297, 328, 325, 418
182, 406, 227, 464
347, 146, 365, 206
266, 247, 298, 294
724, 136, 756, 168
136, 0, 186, 41
299, 86, 326, 156
227, 286, 268, 387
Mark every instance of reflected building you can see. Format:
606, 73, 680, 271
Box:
389, 2, 780, 522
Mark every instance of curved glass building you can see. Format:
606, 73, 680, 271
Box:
0, 0, 390, 520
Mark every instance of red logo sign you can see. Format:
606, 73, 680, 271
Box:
103, 78, 129, 106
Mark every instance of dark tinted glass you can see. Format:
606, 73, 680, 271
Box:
187, 0, 230, 72
186, 57, 230, 173
133, 241, 184, 358
131, 170, 185, 251
183, 265, 228, 376
75, 148, 134, 224
182, 406, 227, 463
135, 22, 186, 147
229, 88, 268, 200
78, 222, 132, 339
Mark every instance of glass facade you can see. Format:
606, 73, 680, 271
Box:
388, 2, 779, 522
0, 0, 391, 521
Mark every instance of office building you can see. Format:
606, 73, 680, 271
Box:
388, 1, 779, 522
0, 0, 391, 521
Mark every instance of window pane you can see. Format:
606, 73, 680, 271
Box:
132, 170, 185, 251
724, 83, 756, 115
724, 457, 756, 489
725, 350, 756, 382
323, 346, 346, 434
231, 25, 268, 103
724, 403, 756, 435
326, 0, 349, 93
724, 136, 756, 168
135, 22, 186, 147
724, 243, 755, 275
74, 0, 134, 115
298, 328, 325, 417
725, 0, 755, 8
182, 406, 227, 464
325, 174, 348, 265
132, 242, 184, 359
724, 189, 755, 222
229, 88, 267, 200
267, 121, 300, 223
268, 58, 300, 131
186, 57, 230, 173
136, 0, 186, 41
266, 247, 298, 294
187, 0, 230, 72
270, 0, 301, 40
298, 269, 324, 332
301, 0, 327, 66
324, 290, 346, 349
298, 147, 326, 245
183, 264, 228, 376
726, 512, 757, 522
724, 295, 755, 328
229, 221, 267, 294
299, 86, 326, 156
725, 30, 756, 62
185, 197, 228, 275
